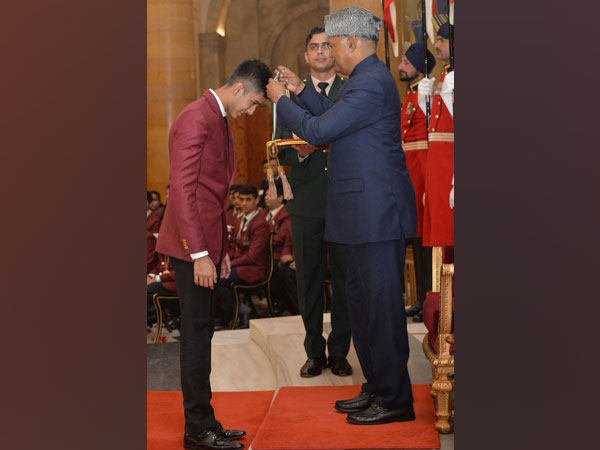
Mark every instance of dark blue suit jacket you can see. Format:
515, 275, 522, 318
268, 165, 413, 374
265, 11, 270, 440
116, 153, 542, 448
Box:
277, 54, 417, 245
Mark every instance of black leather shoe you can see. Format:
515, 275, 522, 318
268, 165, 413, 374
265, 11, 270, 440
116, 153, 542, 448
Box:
347, 401, 415, 425
300, 355, 327, 377
215, 422, 246, 441
406, 305, 422, 317
412, 311, 423, 323
334, 389, 376, 413
328, 356, 353, 377
184, 430, 244, 450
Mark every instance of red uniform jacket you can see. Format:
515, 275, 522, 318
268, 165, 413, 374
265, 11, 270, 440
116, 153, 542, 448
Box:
423, 68, 454, 247
149, 254, 177, 292
230, 212, 270, 283
156, 91, 235, 265
262, 205, 293, 260
402, 82, 429, 237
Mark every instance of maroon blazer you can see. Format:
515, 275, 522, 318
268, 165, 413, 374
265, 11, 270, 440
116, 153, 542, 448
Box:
231, 213, 270, 283
148, 254, 177, 292
156, 91, 235, 265
262, 206, 292, 260
147, 210, 162, 234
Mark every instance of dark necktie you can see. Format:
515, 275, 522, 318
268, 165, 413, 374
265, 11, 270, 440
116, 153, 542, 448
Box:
317, 82, 329, 96
237, 218, 247, 240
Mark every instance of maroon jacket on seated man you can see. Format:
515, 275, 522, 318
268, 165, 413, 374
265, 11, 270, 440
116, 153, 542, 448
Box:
262, 204, 293, 261
230, 210, 270, 282
148, 253, 177, 292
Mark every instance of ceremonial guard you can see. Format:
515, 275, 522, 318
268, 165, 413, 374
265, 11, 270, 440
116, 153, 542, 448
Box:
398, 43, 436, 321
274, 26, 352, 378
420, 22, 454, 247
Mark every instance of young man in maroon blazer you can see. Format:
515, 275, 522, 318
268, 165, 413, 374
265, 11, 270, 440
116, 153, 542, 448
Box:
155, 60, 271, 450
216, 184, 270, 328
262, 180, 299, 315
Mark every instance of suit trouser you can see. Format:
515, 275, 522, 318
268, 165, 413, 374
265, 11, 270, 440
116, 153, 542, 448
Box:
408, 237, 433, 308
346, 239, 414, 409
171, 257, 220, 434
290, 214, 351, 359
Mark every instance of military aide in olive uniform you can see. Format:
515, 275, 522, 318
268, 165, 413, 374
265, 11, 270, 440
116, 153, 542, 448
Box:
274, 26, 352, 378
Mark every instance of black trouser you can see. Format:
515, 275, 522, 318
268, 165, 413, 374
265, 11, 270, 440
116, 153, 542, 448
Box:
271, 261, 300, 315
346, 239, 414, 409
408, 237, 433, 308
290, 214, 351, 359
171, 257, 220, 434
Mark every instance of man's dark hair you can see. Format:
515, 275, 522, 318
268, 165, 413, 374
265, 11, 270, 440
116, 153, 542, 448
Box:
226, 60, 272, 96
237, 184, 259, 198
229, 184, 241, 193
147, 191, 152, 203
149, 190, 162, 204
262, 159, 268, 165
305, 26, 326, 49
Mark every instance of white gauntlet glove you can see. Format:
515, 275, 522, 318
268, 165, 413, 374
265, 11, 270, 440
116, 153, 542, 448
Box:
449, 175, 454, 210
440, 71, 454, 117
417, 77, 435, 114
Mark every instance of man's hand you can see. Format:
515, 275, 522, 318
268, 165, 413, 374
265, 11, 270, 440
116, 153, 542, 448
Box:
280, 254, 293, 264
221, 253, 231, 279
267, 78, 287, 104
193, 255, 218, 290
289, 261, 296, 270
292, 145, 316, 158
147, 276, 156, 285
277, 65, 305, 96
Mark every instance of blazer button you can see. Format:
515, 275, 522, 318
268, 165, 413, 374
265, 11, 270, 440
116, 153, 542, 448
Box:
324, 167, 327, 171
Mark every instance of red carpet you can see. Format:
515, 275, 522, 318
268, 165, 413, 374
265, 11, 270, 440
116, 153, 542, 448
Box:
252, 385, 440, 450
147, 390, 275, 450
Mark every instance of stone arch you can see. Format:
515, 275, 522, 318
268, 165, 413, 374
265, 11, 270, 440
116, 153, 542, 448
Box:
261, 1, 328, 62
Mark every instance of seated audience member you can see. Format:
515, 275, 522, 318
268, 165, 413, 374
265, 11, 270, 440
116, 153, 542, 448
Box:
225, 184, 242, 227
147, 254, 179, 330
263, 180, 299, 315
147, 193, 159, 273
147, 191, 163, 235
216, 184, 270, 328
257, 157, 279, 208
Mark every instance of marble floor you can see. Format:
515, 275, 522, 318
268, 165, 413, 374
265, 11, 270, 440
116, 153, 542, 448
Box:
147, 313, 454, 450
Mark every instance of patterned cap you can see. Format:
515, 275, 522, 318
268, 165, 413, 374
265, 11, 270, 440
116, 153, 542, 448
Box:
325, 7, 382, 43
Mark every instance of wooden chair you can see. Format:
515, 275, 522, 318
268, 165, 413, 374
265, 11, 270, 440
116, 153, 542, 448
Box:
229, 233, 275, 329
404, 245, 418, 307
151, 292, 179, 343
422, 248, 455, 433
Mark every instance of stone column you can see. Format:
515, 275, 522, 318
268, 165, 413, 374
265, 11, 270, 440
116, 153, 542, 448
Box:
197, 32, 226, 95
147, 0, 197, 197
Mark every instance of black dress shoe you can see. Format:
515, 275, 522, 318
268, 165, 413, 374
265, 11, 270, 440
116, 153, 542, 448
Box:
184, 430, 244, 450
300, 355, 327, 377
406, 305, 422, 317
215, 422, 246, 441
347, 401, 415, 425
334, 389, 376, 413
328, 356, 353, 377
412, 311, 423, 323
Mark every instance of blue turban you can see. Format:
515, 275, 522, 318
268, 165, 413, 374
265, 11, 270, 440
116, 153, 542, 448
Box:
438, 22, 450, 39
405, 43, 436, 75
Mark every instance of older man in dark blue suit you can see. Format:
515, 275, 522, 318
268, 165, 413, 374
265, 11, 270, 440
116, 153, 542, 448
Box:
267, 7, 418, 425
